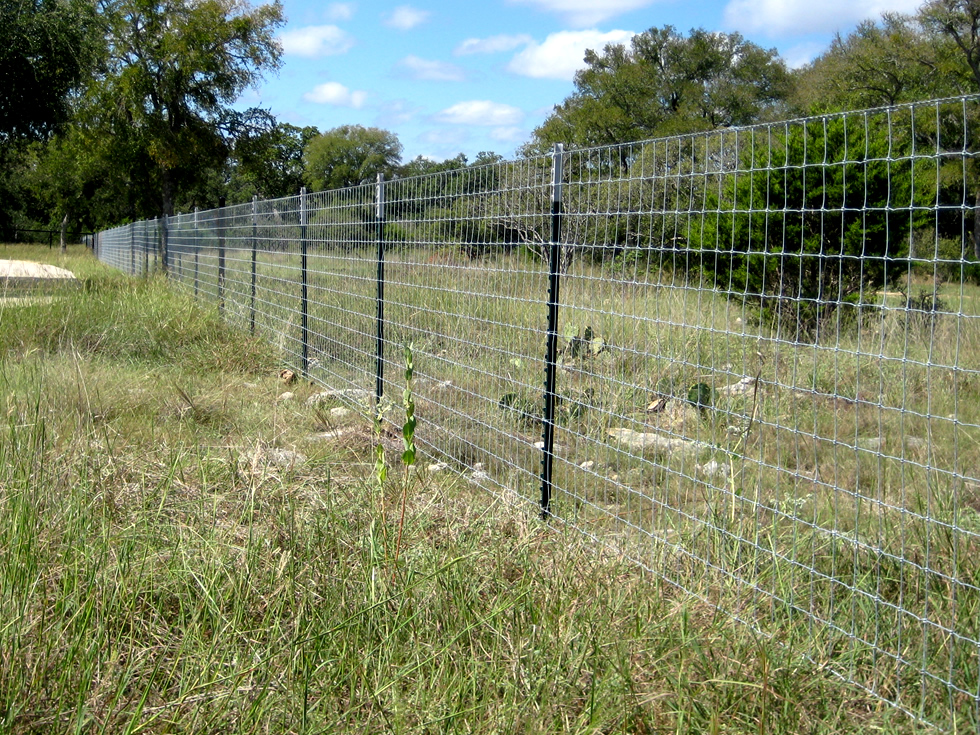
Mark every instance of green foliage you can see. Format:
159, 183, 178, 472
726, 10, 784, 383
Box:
0, 0, 98, 143
303, 125, 403, 191
525, 26, 794, 152
793, 14, 961, 112
228, 119, 320, 202
690, 114, 934, 340
80, 0, 284, 216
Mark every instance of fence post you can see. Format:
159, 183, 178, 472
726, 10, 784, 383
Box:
375, 174, 386, 408
193, 208, 199, 296
218, 204, 226, 313
540, 143, 564, 519
161, 213, 169, 274
130, 223, 136, 275
300, 187, 309, 375
251, 195, 258, 335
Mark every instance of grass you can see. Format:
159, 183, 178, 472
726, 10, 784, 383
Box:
144, 232, 980, 730
0, 244, 947, 733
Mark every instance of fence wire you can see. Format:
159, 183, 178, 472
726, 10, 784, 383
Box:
95, 95, 980, 730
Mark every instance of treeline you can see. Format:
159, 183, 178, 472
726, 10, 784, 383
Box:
5, 0, 980, 250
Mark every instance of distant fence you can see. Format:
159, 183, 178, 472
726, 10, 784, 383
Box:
94, 95, 980, 730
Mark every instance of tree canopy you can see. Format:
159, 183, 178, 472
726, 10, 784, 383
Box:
525, 26, 794, 152
80, 0, 284, 216
303, 125, 403, 191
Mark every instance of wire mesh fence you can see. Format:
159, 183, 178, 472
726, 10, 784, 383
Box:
94, 95, 980, 730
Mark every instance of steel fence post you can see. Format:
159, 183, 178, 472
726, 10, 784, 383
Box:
251, 195, 258, 335
193, 208, 199, 296
540, 143, 564, 519
218, 203, 226, 314
161, 213, 169, 274
375, 174, 386, 409
300, 187, 309, 375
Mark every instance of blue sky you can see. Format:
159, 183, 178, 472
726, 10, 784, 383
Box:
241, 0, 923, 162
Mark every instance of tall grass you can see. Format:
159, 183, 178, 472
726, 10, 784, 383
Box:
0, 245, 942, 732
150, 238, 980, 730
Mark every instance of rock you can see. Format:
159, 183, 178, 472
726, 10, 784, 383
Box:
905, 437, 928, 451
427, 462, 449, 473
330, 407, 351, 418
651, 401, 702, 435
245, 445, 306, 472
698, 459, 729, 481
473, 462, 485, 472
469, 469, 492, 485
306, 388, 372, 407
276, 391, 294, 403
857, 437, 883, 452
607, 427, 710, 458
579, 460, 595, 471
279, 369, 297, 385
717, 376, 757, 396
533, 441, 565, 452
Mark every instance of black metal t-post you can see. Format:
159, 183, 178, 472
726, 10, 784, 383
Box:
300, 187, 310, 375
251, 195, 258, 335
375, 175, 386, 409
540, 143, 564, 519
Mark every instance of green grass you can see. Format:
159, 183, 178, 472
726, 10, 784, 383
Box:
0, 245, 945, 733
150, 237, 980, 730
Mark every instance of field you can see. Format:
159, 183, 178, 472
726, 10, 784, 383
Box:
0, 242, 954, 732
154, 234, 980, 731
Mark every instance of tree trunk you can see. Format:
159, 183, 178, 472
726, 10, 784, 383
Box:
59, 212, 68, 254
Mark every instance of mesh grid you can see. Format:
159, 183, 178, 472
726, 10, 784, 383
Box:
95, 95, 980, 730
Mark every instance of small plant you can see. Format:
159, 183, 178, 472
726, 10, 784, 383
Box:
393, 344, 417, 573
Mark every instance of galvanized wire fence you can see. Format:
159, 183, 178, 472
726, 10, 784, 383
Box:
94, 95, 980, 730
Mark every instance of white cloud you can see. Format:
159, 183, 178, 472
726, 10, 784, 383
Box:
325, 3, 354, 21
455, 34, 534, 56
396, 56, 466, 81
435, 101, 525, 126
303, 82, 368, 108
384, 5, 430, 30
507, 30, 636, 80
510, 0, 655, 27
723, 0, 921, 37
490, 126, 526, 142
279, 25, 355, 58
377, 99, 422, 126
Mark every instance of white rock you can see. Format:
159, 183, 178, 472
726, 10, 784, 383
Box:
276, 392, 294, 403
330, 407, 351, 418
579, 460, 595, 471
306, 388, 372, 407
473, 462, 485, 472
717, 376, 757, 396
606, 427, 710, 458
857, 437, 883, 451
698, 459, 730, 481
905, 436, 928, 451
427, 462, 449, 473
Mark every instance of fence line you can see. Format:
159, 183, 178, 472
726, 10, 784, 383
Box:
94, 95, 980, 730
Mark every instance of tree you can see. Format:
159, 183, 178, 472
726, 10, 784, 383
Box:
689, 113, 935, 341
0, 0, 97, 143
793, 14, 964, 113
921, 0, 980, 92
81, 0, 284, 218
232, 120, 319, 201
303, 125, 403, 191
525, 27, 794, 152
